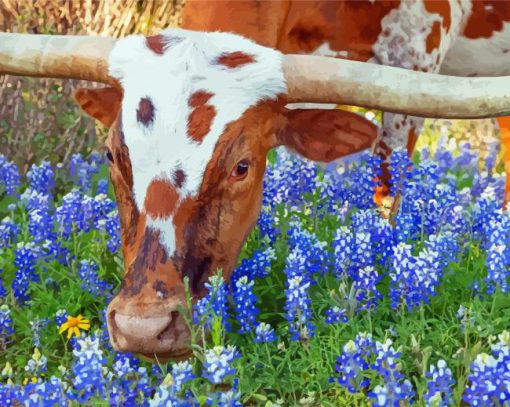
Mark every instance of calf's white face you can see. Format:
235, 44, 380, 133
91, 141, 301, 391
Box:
75, 28, 378, 359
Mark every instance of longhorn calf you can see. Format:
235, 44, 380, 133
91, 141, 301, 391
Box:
1, 24, 510, 358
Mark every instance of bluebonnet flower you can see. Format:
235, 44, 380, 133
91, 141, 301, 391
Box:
29, 317, 49, 348
254, 322, 277, 343
0, 270, 6, 299
202, 345, 240, 384
463, 330, 510, 406
77, 260, 112, 298
108, 352, 152, 405
288, 222, 330, 275
0, 305, 14, 350
232, 276, 259, 334
20, 189, 50, 212
24, 348, 47, 376
262, 148, 318, 209
27, 161, 55, 195
389, 242, 443, 312
369, 339, 415, 407
55, 189, 86, 238
28, 198, 54, 243
17, 376, 68, 406
352, 266, 382, 311
331, 333, 374, 393
69, 153, 99, 192
171, 361, 195, 390
41, 239, 72, 266
207, 378, 242, 407
103, 211, 121, 253
55, 309, 68, 327
389, 148, 414, 197
257, 207, 279, 242
483, 213, 510, 294
332, 226, 354, 277
12, 242, 40, 304
149, 362, 196, 406
283, 248, 314, 341
193, 274, 230, 330
91, 193, 117, 229
232, 246, 276, 282
325, 306, 348, 324
484, 139, 499, 174
0, 216, 19, 249
424, 360, 455, 407
97, 179, 109, 195
0, 155, 21, 195
69, 334, 107, 403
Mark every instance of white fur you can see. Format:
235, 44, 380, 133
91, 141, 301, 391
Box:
441, 22, 510, 77
108, 28, 287, 256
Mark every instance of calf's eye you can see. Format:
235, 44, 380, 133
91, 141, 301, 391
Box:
230, 159, 249, 180
106, 149, 114, 163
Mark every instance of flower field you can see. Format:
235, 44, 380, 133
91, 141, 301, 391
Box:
0, 129, 509, 406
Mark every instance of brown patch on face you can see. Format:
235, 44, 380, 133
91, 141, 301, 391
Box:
137, 97, 155, 127
173, 169, 186, 189
187, 91, 216, 143
463, 1, 510, 39
121, 228, 168, 298
146, 35, 166, 55
144, 179, 179, 219
216, 51, 256, 68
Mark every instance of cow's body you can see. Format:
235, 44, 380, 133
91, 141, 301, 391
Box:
183, 0, 510, 203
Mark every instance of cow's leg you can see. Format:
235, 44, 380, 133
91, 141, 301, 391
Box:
497, 117, 510, 209
368, 0, 469, 217
373, 114, 424, 218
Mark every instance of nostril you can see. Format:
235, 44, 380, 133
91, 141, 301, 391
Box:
157, 311, 180, 341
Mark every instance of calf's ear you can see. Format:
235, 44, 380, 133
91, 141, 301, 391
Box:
74, 86, 123, 128
276, 108, 379, 162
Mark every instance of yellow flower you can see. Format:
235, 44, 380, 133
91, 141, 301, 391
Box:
59, 315, 90, 339
22, 377, 37, 385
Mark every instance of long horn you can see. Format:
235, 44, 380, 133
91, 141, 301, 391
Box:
283, 55, 510, 119
0, 33, 117, 85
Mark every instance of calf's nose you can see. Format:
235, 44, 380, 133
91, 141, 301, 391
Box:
107, 297, 191, 357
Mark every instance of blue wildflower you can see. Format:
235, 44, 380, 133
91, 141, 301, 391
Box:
424, 360, 455, 407
193, 274, 230, 330
325, 306, 348, 324
27, 161, 55, 195
232, 276, 259, 334
0, 155, 21, 195
202, 345, 240, 384
0, 217, 19, 249
69, 335, 107, 403
12, 242, 40, 304
332, 333, 374, 393
0, 305, 14, 350
254, 322, 277, 343
283, 248, 314, 341
77, 260, 112, 298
